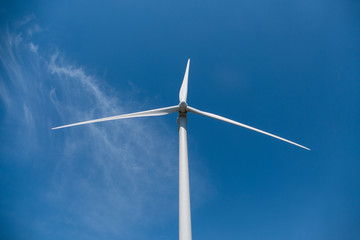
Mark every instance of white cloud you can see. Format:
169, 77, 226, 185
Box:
15, 15, 36, 27
27, 23, 41, 36
29, 42, 38, 54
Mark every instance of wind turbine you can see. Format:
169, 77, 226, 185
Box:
52, 59, 310, 240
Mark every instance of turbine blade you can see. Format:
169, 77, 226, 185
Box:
52, 105, 179, 130
179, 59, 190, 103
187, 106, 310, 150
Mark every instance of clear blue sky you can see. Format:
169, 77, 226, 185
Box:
1, 0, 360, 239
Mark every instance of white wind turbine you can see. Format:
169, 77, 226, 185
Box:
52, 59, 310, 240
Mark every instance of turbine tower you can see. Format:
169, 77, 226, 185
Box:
52, 59, 310, 240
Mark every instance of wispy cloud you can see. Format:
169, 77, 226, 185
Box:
29, 42, 38, 54
0, 16, 211, 239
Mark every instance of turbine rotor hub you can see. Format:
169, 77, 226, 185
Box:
179, 101, 188, 113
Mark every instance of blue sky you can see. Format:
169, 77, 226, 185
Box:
1, 0, 360, 239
